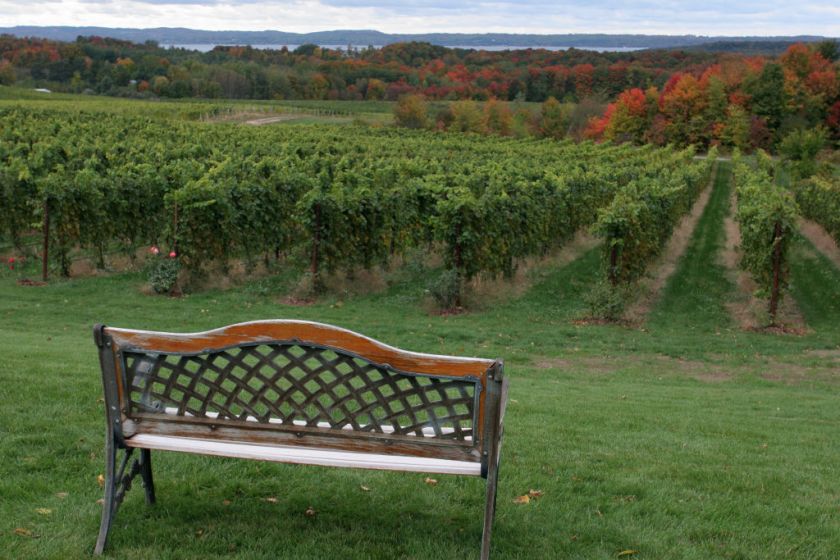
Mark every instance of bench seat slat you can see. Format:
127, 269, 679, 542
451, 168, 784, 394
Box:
127, 434, 483, 476
159, 407, 474, 441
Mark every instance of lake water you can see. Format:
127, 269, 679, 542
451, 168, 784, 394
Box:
166, 43, 645, 53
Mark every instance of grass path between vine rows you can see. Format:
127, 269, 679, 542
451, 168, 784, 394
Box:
624, 163, 719, 324
3, 162, 840, 558
798, 218, 840, 270
643, 162, 734, 335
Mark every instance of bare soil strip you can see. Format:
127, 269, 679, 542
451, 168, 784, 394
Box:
798, 218, 840, 270
721, 192, 808, 332
532, 352, 840, 385
623, 165, 717, 324
245, 115, 305, 125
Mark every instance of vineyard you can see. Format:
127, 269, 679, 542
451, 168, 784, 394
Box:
0, 104, 713, 305
2, 97, 840, 560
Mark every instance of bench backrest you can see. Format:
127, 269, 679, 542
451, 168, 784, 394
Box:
94, 320, 504, 470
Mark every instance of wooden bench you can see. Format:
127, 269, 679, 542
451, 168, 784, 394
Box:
93, 320, 508, 558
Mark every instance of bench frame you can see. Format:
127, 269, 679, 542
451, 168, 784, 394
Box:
93, 320, 508, 558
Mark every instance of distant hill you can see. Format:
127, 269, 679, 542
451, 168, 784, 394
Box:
680, 40, 813, 56
0, 26, 834, 50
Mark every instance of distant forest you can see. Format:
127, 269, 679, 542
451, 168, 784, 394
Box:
1, 34, 838, 149
0, 34, 724, 101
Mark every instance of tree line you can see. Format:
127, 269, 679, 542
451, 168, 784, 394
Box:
587, 42, 840, 150
1, 34, 716, 102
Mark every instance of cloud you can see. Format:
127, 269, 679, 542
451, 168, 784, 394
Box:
0, 0, 838, 36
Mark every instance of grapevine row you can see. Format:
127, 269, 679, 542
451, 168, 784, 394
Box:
794, 175, 840, 245
594, 146, 717, 286
732, 151, 799, 321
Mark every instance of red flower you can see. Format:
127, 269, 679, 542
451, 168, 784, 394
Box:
149, 246, 160, 255
169, 251, 177, 258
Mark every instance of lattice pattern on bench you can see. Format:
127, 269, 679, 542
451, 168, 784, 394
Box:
123, 343, 477, 441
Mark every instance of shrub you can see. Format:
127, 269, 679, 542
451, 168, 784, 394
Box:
584, 280, 630, 320
427, 268, 461, 309
146, 247, 180, 294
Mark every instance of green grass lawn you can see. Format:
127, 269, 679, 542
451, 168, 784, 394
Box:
1, 165, 839, 559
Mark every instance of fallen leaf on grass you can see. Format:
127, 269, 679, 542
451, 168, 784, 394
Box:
617, 550, 638, 557
222, 499, 231, 506
96, 499, 105, 506
263, 497, 277, 503
512, 495, 530, 505
35, 508, 52, 515
55, 492, 68, 499
528, 489, 544, 499
424, 477, 438, 486
304, 506, 317, 517
14, 528, 36, 538
96, 474, 105, 488
360, 485, 370, 492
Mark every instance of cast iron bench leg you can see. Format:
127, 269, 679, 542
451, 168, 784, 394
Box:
480, 458, 500, 560
94, 435, 117, 555
140, 449, 156, 505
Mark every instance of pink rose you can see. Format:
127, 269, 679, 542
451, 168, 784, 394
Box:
149, 246, 160, 255
169, 251, 177, 258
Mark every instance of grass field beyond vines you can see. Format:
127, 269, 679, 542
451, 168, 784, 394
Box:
1, 166, 840, 559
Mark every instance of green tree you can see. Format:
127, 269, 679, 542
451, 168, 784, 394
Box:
814, 40, 839, 63
779, 126, 828, 178
538, 96, 568, 139
722, 104, 751, 150
745, 63, 787, 132
449, 100, 484, 133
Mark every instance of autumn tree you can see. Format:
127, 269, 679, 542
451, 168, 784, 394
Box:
573, 64, 595, 98
366, 78, 386, 100
393, 94, 429, 129
482, 98, 513, 136
703, 76, 729, 143
0, 60, 14, 85
660, 73, 707, 146
603, 88, 648, 144
827, 101, 840, 139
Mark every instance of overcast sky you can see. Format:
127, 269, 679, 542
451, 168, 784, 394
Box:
1, 1, 839, 36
